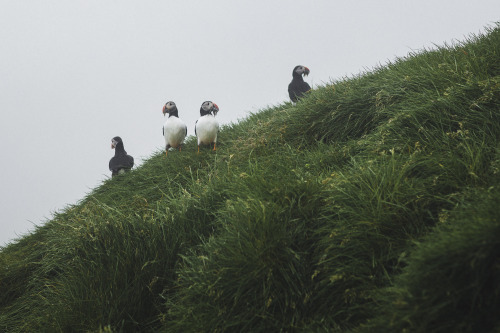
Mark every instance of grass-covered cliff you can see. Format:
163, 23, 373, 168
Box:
1, 24, 500, 332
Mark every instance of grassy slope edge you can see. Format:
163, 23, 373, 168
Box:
1, 24, 500, 332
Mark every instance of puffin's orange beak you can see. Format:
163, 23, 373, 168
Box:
162, 105, 166, 116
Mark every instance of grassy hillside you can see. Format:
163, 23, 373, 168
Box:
1, 24, 500, 332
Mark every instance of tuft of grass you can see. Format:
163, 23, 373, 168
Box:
361, 184, 500, 333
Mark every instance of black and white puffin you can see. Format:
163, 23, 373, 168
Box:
288, 65, 311, 102
109, 136, 134, 177
162, 101, 187, 156
195, 101, 219, 152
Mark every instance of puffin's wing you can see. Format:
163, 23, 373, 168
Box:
288, 82, 298, 102
195, 119, 198, 135
126, 155, 134, 168
288, 80, 311, 102
184, 124, 188, 136
110, 155, 134, 172
303, 81, 311, 92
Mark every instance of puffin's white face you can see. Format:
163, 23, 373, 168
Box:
201, 101, 214, 112
295, 65, 310, 76
111, 138, 118, 149
163, 101, 176, 115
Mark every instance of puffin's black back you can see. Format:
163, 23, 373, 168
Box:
288, 66, 311, 102
109, 137, 134, 176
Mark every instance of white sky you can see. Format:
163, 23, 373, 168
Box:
1, 0, 499, 247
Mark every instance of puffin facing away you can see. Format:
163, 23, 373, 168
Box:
195, 101, 219, 152
109, 136, 134, 177
288, 65, 311, 102
162, 101, 187, 156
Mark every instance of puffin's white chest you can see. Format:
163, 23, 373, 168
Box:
164, 117, 187, 148
196, 115, 219, 145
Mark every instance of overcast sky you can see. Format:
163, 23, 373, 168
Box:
1, 1, 499, 247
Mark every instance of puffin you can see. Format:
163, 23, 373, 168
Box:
109, 136, 134, 177
288, 65, 311, 102
195, 101, 219, 152
162, 101, 187, 156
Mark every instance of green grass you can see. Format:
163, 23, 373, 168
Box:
1, 24, 500, 332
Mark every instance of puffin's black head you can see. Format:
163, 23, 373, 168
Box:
200, 101, 219, 116
162, 101, 178, 117
292, 65, 310, 78
111, 136, 124, 150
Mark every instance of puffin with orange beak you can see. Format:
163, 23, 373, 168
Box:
162, 101, 187, 156
288, 65, 311, 102
109, 136, 134, 177
195, 101, 219, 152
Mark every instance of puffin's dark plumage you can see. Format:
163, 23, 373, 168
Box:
288, 65, 311, 102
109, 136, 134, 177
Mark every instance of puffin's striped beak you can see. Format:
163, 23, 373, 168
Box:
162, 105, 167, 116
304, 67, 310, 76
